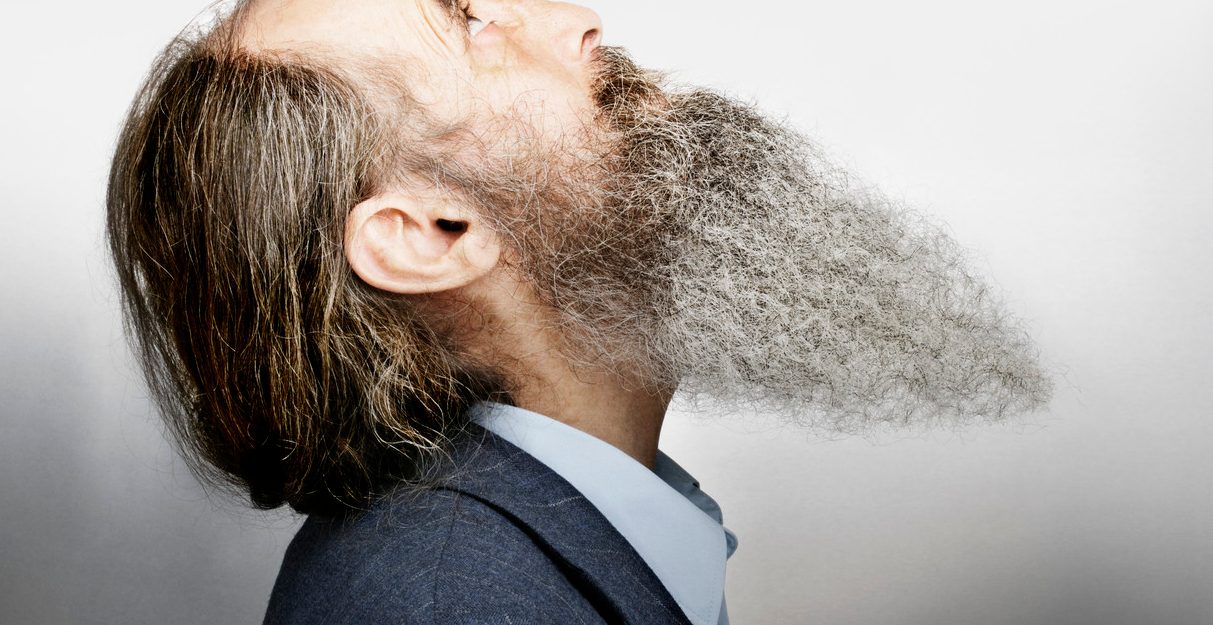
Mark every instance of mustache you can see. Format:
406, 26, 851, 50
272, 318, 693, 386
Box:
589, 46, 670, 128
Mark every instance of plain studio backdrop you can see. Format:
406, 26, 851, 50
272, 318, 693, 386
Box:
2, 1, 1211, 624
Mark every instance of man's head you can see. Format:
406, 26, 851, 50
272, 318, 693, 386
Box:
108, 0, 1051, 514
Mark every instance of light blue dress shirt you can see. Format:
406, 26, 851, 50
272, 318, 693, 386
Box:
468, 401, 739, 625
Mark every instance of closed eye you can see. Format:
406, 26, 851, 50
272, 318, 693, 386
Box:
460, 2, 490, 37
466, 14, 489, 37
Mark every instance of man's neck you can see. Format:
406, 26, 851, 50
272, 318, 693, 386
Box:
455, 271, 672, 469
509, 365, 671, 470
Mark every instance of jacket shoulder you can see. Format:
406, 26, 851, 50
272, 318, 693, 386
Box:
263, 487, 606, 625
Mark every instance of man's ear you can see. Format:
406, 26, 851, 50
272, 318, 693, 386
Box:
344, 190, 501, 294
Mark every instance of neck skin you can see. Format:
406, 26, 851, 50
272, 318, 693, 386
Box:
448, 268, 672, 470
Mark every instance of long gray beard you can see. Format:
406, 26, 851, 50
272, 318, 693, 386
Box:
470, 46, 1053, 430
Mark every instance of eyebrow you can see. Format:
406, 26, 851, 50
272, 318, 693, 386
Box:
428, 0, 473, 47
431, 0, 462, 23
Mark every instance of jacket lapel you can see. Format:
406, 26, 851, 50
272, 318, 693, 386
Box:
435, 422, 694, 625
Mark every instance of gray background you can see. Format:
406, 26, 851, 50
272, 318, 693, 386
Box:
3, 0, 1211, 623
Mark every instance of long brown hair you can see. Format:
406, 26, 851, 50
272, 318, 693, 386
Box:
106, 27, 504, 515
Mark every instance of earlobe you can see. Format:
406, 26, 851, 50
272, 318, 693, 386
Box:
344, 191, 500, 294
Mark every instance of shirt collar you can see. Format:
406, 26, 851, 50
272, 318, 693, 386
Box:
468, 401, 734, 625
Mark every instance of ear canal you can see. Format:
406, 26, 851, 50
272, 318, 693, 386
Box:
436, 218, 469, 233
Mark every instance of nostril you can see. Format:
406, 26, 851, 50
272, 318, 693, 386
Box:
581, 28, 601, 56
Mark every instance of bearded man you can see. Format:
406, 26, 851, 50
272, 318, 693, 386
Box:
107, 0, 1052, 623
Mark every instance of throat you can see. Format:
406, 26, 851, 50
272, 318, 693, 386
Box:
509, 367, 672, 470
451, 266, 674, 469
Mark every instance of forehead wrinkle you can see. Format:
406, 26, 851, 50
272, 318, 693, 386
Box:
209, 0, 470, 112
218, 0, 431, 60
200, 6, 427, 127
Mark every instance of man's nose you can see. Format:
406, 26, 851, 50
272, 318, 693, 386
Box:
529, 1, 603, 65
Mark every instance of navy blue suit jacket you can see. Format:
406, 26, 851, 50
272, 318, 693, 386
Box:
263, 423, 694, 624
